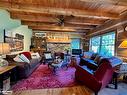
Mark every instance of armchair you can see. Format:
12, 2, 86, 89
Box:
54, 52, 64, 60
43, 51, 54, 64
75, 58, 114, 95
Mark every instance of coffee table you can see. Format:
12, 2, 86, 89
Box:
48, 61, 63, 73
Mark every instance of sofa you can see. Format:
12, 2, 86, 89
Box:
6, 52, 41, 80
75, 52, 122, 95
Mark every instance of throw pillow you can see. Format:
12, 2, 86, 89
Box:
83, 52, 93, 59
20, 52, 31, 60
13, 55, 24, 62
82, 55, 87, 58
94, 55, 101, 64
90, 53, 98, 60
31, 52, 40, 59
19, 54, 30, 64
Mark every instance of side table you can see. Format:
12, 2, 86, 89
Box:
112, 62, 127, 89
0, 64, 17, 91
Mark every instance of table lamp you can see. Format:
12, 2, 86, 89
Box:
0, 43, 10, 56
0, 43, 10, 66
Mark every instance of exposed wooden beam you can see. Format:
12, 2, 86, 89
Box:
28, 25, 92, 30
30, 26, 76, 32
10, 13, 104, 25
11, 13, 58, 23
0, 1, 120, 19
33, 30, 86, 35
29, 25, 89, 32
32, 29, 75, 32
80, 0, 127, 6
21, 21, 94, 30
65, 21, 101, 26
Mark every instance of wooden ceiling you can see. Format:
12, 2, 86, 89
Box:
0, 0, 127, 33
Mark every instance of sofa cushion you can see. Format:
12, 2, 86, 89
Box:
30, 58, 40, 68
13, 54, 30, 64
13, 55, 25, 63
81, 65, 94, 74
20, 52, 31, 60
90, 53, 98, 60
19, 54, 30, 63
94, 55, 101, 64
80, 58, 98, 70
83, 52, 93, 59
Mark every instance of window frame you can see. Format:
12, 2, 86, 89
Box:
89, 31, 116, 56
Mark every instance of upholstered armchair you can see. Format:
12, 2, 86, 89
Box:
75, 58, 114, 95
54, 52, 64, 60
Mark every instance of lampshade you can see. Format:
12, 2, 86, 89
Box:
118, 40, 127, 48
0, 43, 10, 55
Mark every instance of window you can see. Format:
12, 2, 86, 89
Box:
90, 36, 100, 53
71, 38, 80, 49
90, 32, 115, 56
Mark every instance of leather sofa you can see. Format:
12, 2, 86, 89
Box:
6, 52, 41, 79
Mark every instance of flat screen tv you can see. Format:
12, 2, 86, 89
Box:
72, 49, 82, 55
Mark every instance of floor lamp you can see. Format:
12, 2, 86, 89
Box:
119, 40, 127, 48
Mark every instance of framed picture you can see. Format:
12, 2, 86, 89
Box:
4, 29, 24, 52
35, 32, 46, 37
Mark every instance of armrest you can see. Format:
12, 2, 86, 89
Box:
16, 62, 30, 68
75, 65, 102, 92
79, 58, 89, 66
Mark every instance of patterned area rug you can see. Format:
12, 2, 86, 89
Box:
12, 64, 77, 91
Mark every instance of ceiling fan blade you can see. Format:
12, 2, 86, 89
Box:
51, 14, 74, 27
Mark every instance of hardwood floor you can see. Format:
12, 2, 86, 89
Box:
11, 82, 127, 95
11, 86, 93, 95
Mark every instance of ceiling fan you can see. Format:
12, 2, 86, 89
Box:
53, 15, 74, 26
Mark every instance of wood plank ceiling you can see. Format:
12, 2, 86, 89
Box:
0, 0, 127, 33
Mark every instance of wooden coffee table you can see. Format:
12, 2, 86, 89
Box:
48, 61, 63, 73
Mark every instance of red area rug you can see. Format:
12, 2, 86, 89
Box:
12, 64, 77, 91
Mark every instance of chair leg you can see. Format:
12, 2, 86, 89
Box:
95, 92, 98, 95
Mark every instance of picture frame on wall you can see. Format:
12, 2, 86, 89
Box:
35, 32, 46, 38
4, 29, 24, 52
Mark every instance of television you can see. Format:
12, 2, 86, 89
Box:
72, 49, 82, 55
